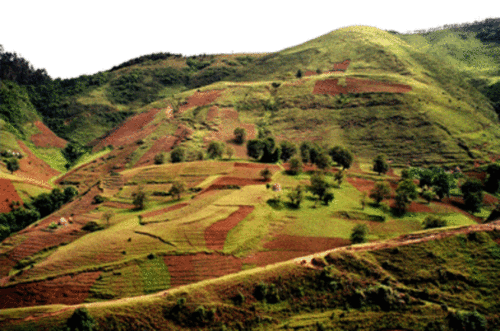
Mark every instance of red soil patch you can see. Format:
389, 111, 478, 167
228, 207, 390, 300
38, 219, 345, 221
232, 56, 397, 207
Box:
205, 176, 267, 192
205, 205, 255, 250
346, 177, 376, 194
464, 170, 487, 183
16, 140, 60, 185
0, 178, 23, 213
483, 193, 499, 206
313, 77, 412, 96
0, 271, 101, 309
91, 109, 160, 150
332, 60, 351, 71
30, 121, 67, 148
178, 90, 223, 113
102, 201, 136, 209
264, 235, 350, 252
163, 253, 242, 288
243, 251, 317, 267
135, 136, 178, 167
303, 71, 318, 77
386, 199, 434, 213
206, 105, 219, 122
141, 203, 188, 218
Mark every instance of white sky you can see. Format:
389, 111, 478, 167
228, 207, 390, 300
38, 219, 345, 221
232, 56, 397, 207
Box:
1, 0, 499, 79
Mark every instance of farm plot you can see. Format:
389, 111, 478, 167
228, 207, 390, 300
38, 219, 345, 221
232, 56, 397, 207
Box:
0, 271, 101, 309
313, 77, 412, 95
204, 205, 255, 250
16, 140, 59, 185
0, 178, 23, 213
30, 121, 67, 148
178, 90, 223, 113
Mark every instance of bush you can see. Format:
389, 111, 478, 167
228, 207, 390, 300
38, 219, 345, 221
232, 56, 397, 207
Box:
82, 221, 104, 232
260, 168, 272, 181
66, 307, 97, 331
448, 310, 487, 331
287, 156, 303, 175
170, 146, 186, 163
423, 215, 447, 229
350, 224, 368, 244
92, 195, 106, 204
369, 182, 391, 204
154, 152, 165, 165
207, 141, 226, 159
233, 127, 246, 144
373, 154, 389, 175
48, 222, 58, 230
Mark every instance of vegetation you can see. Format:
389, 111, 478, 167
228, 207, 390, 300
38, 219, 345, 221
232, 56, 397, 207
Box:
394, 179, 419, 212
170, 146, 186, 163
329, 145, 353, 169
207, 141, 226, 159
132, 187, 147, 210
168, 180, 186, 200
373, 154, 389, 175
461, 179, 484, 212
350, 224, 368, 243
422, 215, 447, 229
5, 157, 19, 173
233, 127, 246, 144
287, 156, 303, 175
369, 181, 391, 204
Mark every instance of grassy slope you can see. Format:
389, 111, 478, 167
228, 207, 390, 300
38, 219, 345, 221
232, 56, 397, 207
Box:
2, 228, 499, 331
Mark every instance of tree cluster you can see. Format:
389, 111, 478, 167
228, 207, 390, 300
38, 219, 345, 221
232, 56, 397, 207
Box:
0, 187, 78, 241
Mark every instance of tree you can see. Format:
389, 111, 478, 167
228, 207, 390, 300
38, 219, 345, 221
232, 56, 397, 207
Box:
287, 185, 304, 208
170, 146, 186, 163
279, 140, 297, 162
309, 172, 332, 204
132, 187, 146, 210
314, 152, 332, 170
485, 163, 500, 193
154, 152, 165, 165
322, 191, 335, 206
233, 127, 246, 145
422, 189, 436, 204
62, 142, 87, 168
461, 179, 484, 213
369, 182, 391, 205
247, 139, 265, 160
6, 158, 19, 174
66, 307, 97, 331
350, 224, 368, 244
260, 168, 272, 181
373, 154, 389, 175
102, 210, 114, 228
226, 145, 235, 160
296, 69, 303, 78
169, 180, 186, 200
207, 141, 226, 159
287, 157, 303, 175
432, 172, 452, 200
329, 146, 353, 169
394, 179, 418, 212
334, 170, 345, 186
299, 142, 312, 164
63, 186, 78, 203
422, 215, 447, 229
260, 137, 281, 163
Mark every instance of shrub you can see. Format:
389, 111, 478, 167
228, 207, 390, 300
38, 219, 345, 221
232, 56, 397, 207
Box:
48, 222, 58, 230
448, 310, 487, 331
132, 188, 146, 210
82, 221, 104, 232
66, 307, 97, 331
169, 180, 186, 200
422, 189, 437, 203
154, 152, 165, 165
260, 168, 272, 181
170, 146, 186, 163
254, 282, 268, 301
232, 292, 245, 305
373, 154, 389, 175
369, 182, 391, 204
233, 127, 246, 144
92, 195, 106, 204
287, 156, 303, 175
207, 141, 226, 159
423, 215, 447, 229
461, 179, 484, 212
350, 224, 368, 244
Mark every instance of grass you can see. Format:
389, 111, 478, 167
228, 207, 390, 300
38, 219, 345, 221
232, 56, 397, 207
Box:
11, 182, 50, 202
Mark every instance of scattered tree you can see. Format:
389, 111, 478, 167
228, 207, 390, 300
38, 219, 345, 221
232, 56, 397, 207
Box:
432, 172, 452, 200
329, 146, 353, 169
226, 145, 235, 160
169, 180, 186, 200
207, 141, 226, 159
422, 215, 447, 229
461, 179, 484, 213
369, 182, 391, 205
66, 307, 97, 331
309, 172, 332, 205
287, 185, 304, 208
170, 146, 186, 163
6, 158, 19, 174
62, 142, 87, 169
279, 140, 297, 162
102, 210, 114, 228
373, 154, 390, 175
287, 157, 303, 175
260, 168, 273, 181
314, 152, 332, 170
132, 187, 146, 210
394, 179, 418, 212
485, 162, 500, 193
322, 191, 335, 206
296, 69, 303, 78
350, 224, 368, 244
233, 127, 246, 145
246, 139, 265, 160
154, 152, 165, 165
63, 186, 78, 203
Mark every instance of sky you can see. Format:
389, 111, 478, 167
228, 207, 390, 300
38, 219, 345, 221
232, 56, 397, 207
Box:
1, 0, 499, 79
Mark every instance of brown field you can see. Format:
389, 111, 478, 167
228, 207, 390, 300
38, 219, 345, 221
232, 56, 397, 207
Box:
178, 90, 223, 113
0, 178, 23, 213
313, 77, 412, 95
204, 205, 255, 250
30, 121, 68, 148
17, 140, 59, 185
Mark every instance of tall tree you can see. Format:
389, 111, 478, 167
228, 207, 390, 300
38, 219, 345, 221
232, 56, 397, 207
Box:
373, 154, 389, 175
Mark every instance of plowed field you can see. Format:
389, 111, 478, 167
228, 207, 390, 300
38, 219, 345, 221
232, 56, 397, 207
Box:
0, 178, 22, 213
179, 90, 222, 113
17, 140, 59, 185
30, 121, 67, 148
205, 206, 254, 250
313, 77, 411, 95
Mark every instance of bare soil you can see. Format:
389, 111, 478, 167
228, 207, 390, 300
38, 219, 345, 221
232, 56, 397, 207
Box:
313, 77, 412, 96
204, 206, 255, 250
30, 121, 68, 148
0, 178, 23, 213
17, 140, 60, 185
178, 90, 223, 113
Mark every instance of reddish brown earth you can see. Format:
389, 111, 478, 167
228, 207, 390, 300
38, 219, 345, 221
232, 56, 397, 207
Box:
16, 140, 60, 185
313, 77, 412, 96
386, 199, 434, 213
0, 271, 101, 309
332, 60, 351, 71
243, 251, 314, 267
264, 235, 350, 252
0, 178, 23, 213
178, 90, 223, 113
102, 201, 136, 209
30, 121, 68, 148
206, 105, 219, 122
303, 71, 318, 77
205, 206, 255, 250
204, 177, 267, 192
346, 177, 376, 193
141, 203, 188, 218
91, 109, 160, 150
163, 253, 243, 288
